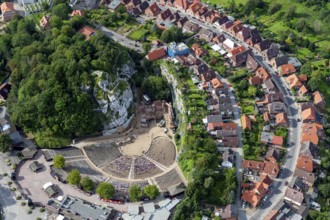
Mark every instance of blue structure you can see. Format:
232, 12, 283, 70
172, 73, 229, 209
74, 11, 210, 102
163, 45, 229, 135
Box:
167, 42, 190, 58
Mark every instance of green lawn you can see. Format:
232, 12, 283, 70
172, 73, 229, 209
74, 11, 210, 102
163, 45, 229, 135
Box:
128, 28, 149, 41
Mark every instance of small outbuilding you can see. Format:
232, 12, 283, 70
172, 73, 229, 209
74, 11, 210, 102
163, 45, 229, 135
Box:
21, 146, 37, 159
29, 161, 42, 172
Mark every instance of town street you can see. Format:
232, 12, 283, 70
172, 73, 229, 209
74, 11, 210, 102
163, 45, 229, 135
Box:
95, 24, 144, 52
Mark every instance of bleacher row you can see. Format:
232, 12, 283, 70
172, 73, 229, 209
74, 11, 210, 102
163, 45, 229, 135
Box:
43, 148, 84, 161
83, 144, 122, 168
145, 137, 176, 167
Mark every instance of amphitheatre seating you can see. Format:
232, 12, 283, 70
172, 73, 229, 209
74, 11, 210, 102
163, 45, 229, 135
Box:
133, 156, 162, 179
43, 147, 84, 161
155, 169, 182, 191
64, 160, 103, 181
146, 137, 176, 167
84, 144, 122, 167
102, 156, 132, 178
108, 179, 149, 192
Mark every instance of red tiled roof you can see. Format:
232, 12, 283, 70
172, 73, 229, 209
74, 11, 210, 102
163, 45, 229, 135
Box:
280, 64, 296, 75
146, 48, 166, 61
211, 78, 223, 89
71, 10, 84, 17
241, 114, 251, 130
272, 136, 283, 146
296, 155, 313, 173
301, 123, 323, 145
263, 161, 280, 177
242, 160, 264, 170
301, 107, 316, 122
1, 2, 14, 13
78, 26, 96, 40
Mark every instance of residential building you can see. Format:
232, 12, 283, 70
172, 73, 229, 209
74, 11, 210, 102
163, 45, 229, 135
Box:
173, 0, 190, 11
183, 21, 200, 32
265, 147, 280, 163
192, 63, 208, 75
71, 10, 85, 17
263, 112, 270, 123
255, 39, 271, 52
241, 115, 251, 131
262, 44, 279, 60
301, 123, 323, 145
249, 76, 262, 86
245, 32, 262, 46
212, 34, 226, 44
272, 135, 284, 146
221, 204, 237, 220
228, 20, 243, 36
186, 2, 202, 16
145, 2, 161, 17
177, 16, 188, 28
199, 28, 215, 42
217, 15, 229, 25
211, 78, 223, 89
284, 187, 304, 207
255, 67, 271, 82
279, 64, 296, 76
200, 69, 216, 82
271, 56, 288, 68
260, 132, 273, 145
158, 8, 172, 20
222, 136, 239, 148
236, 27, 251, 42
242, 160, 264, 175
301, 107, 316, 123
78, 26, 96, 40
246, 54, 259, 72
286, 74, 302, 89
263, 161, 280, 178
294, 168, 316, 187
296, 155, 313, 173
1, 2, 16, 22
313, 91, 325, 109
298, 85, 308, 96
268, 101, 286, 115
275, 112, 288, 127
191, 43, 206, 57
146, 47, 167, 61
230, 48, 251, 67
138, 1, 150, 12
195, 6, 208, 20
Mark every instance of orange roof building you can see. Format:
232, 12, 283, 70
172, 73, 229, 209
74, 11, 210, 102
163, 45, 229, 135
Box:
255, 67, 271, 82
145, 2, 161, 17
313, 91, 325, 109
263, 112, 270, 122
301, 123, 323, 145
241, 115, 252, 130
211, 78, 223, 89
187, 2, 203, 15
71, 10, 84, 17
78, 26, 96, 40
1, 2, 16, 22
275, 112, 288, 127
191, 43, 206, 57
280, 64, 296, 76
298, 74, 307, 82
145, 48, 166, 61
242, 160, 264, 171
272, 135, 284, 146
263, 161, 280, 178
229, 45, 246, 56
299, 85, 308, 96
285, 74, 302, 89
40, 16, 50, 29
301, 107, 316, 122
296, 155, 313, 172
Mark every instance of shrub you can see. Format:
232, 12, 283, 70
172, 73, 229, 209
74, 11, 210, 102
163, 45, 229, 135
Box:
27, 210, 32, 214
3, 173, 8, 176
21, 202, 26, 206
16, 196, 22, 200
39, 207, 45, 213
11, 187, 16, 191
7, 181, 12, 186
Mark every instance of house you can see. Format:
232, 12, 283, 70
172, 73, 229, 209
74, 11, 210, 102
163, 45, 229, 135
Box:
275, 112, 288, 127
177, 16, 188, 28
245, 33, 262, 47
263, 112, 270, 123
296, 155, 313, 173
298, 74, 307, 82
227, 20, 243, 36
205, 10, 221, 24
299, 141, 314, 159
267, 101, 286, 115
146, 47, 166, 61
215, 122, 237, 137
207, 121, 223, 131
191, 43, 206, 57
43, 182, 58, 198
271, 56, 288, 68
145, 2, 161, 17
301, 107, 316, 123
128, 0, 141, 7
265, 147, 280, 163
249, 76, 262, 86
279, 64, 296, 76
212, 34, 226, 44
167, 42, 189, 57
261, 132, 273, 144
222, 136, 238, 148
211, 78, 223, 89
288, 57, 302, 68
192, 63, 208, 75
40, 16, 51, 29
263, 161, 280, 178
21, 146, 37, 159
294, 168, 316, 187
0, 83, 11, 101
301, 123, 323, 145
158, 8, 172, 20
236, 27, 251, 42
262, 93, 284, 104
204, 114, 222, 125
168, 11, 181, 22
173, 0, 190, 11
286, 74, 302, 89
183, 21, 200, 32
230, 48, 251, 67
289, 176, 306, 191
255, 67, 271, 82
199, 28, 214, 42
298, 85, 308, 96
242, 160, 264, 174
138, 1, 149, 12
241, 174, 272, 208
284, 187, 304, 206
262, 44, 279, 60
272, 135, 284, 146
221, 204, 237, 220
221, 20, 234, 31
223, 38, 236, 50
1, 2, 16, 22
255, 39, 271, 52
195, 6, 208, 20
71, 10, 84, 17
246, 54, 259, 72
241, 115, 251, 130
78, 26, 96, 40
216, 15, 229, 26
200, 70, 216, 82
313, 91, 325, 109
187, 2, 202, 16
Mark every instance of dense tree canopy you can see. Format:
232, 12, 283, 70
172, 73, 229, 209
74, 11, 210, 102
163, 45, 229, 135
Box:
128, 185, 143, 202
143, 185, 160, 200
80, 176, 95, 193
96, 182, 115, 200
68, 169, 81, 186
1, 12, 127, 147
0, 134, 12, 153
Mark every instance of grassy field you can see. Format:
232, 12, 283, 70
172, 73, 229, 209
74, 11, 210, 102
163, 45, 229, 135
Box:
128, 28, 149, 41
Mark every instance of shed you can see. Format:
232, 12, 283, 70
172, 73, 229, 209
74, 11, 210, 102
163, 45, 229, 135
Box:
29, 161, 42, 172
143, 202, 155, 213
22, 146, 38, 159
167, 182, 186, 197
45, 185, 57, 197
127, 203, 140, 215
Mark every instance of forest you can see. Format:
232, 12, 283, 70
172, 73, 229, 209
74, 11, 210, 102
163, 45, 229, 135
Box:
0, 1, 128, 147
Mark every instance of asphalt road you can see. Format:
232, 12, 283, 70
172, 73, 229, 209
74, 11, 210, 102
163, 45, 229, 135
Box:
95, 24, 144, 52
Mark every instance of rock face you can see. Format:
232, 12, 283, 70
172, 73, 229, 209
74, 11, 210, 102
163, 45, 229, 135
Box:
93, 71, 134, 135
